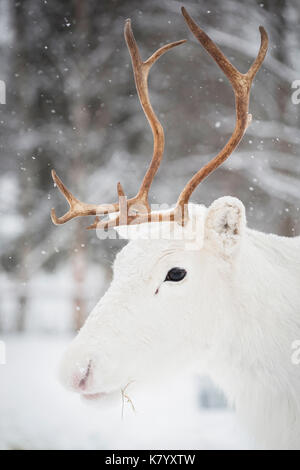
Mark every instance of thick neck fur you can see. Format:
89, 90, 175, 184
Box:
207, 229, 300, 449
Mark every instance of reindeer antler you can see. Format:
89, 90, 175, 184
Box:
51, 19, 186, 230
174, 7, 268, 219
51, 9, 268, 230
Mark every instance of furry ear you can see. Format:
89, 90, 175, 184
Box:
204, 197, 246, 258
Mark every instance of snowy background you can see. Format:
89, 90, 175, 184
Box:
0, 0, 299, 450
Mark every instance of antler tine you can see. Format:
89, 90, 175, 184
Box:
51, 170, 82, 225
174, 7, 268, 222
124, 19, 186, 204
51, 170, 119, 226
248, 26, 269, 81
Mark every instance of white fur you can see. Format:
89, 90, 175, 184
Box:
60, 196, 300, 449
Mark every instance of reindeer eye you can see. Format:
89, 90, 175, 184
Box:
165, 267, 187, 282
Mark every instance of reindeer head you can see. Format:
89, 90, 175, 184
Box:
52, 8, 268, 403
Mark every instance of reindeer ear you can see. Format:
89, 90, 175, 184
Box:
204, 197, 246, 258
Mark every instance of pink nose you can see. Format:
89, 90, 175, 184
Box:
72, 360, 92, 392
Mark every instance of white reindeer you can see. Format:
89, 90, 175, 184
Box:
51, 7, 300, 450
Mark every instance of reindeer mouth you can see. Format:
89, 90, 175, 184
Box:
77, 361, 118, 402
80, 390, 119, 407
81, 382, 136, 416
80, 388, 122, 406
77, 361, 134, 406
81, 392, 108, 401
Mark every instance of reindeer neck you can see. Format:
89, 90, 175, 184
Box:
206, 229, 300, 448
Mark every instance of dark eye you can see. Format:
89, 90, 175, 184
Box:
165, 267, 187, 282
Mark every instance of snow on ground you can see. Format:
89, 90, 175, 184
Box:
0, 334, 251, 450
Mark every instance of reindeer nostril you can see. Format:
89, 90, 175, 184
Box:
78, 360, 92, 391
